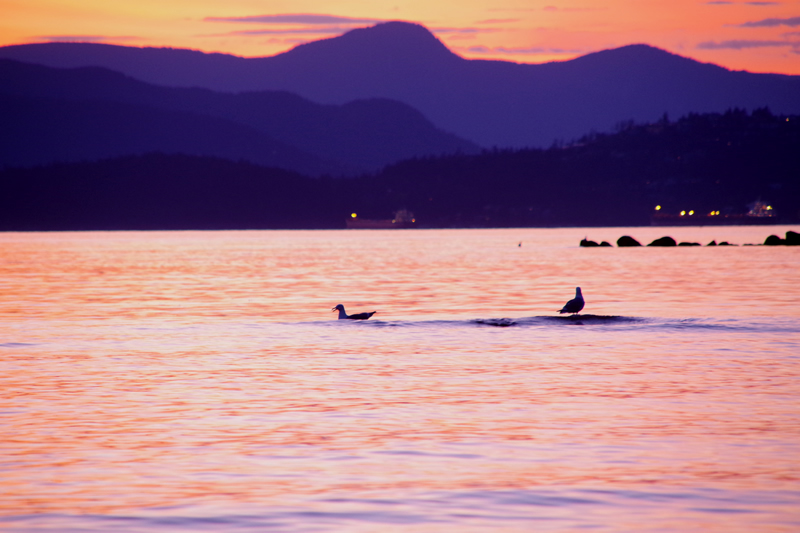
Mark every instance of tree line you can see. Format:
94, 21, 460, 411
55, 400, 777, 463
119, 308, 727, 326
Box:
1, 108, 797, 230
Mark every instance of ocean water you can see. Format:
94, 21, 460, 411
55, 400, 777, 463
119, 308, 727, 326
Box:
1, 227, 799, 532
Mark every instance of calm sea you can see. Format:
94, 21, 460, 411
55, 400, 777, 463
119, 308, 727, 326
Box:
1, 227, 799, 532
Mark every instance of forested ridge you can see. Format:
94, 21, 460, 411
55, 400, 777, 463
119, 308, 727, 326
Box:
2, 108, 797, 230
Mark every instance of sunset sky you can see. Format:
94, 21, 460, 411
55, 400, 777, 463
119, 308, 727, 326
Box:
1, 0, 799, 74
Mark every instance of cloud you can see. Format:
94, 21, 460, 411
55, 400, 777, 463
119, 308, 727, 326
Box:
542, 5, 603, 12
431, 27, 499, 35
203, 13, 390, 39
706, 2, 734, 5
739, 16, 800, 27
225, 26, 356, 36
487, 7, 536, 13
37, 35, 142, 43
498, 46, 584, 54
697, 39, 796, 49
203, 16, 500, 41
476, 18, 520, 24
204, 14, 385, 25
465, 44, 584, 55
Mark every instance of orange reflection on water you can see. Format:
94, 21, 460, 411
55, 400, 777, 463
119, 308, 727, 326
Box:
1, 229, 799, 530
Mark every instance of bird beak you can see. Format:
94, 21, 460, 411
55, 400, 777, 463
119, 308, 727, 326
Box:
331, 307, 336, 312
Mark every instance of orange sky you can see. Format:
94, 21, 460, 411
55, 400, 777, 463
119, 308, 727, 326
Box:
1, 0, 799, 74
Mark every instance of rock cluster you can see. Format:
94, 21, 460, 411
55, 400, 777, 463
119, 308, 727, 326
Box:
764, 231, 800, 246
579, 230, 799, 247
580, 238, 612, 247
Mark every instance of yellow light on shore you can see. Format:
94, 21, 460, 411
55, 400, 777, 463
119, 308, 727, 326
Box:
680, 210, 686, 216
351, 213, 357, 218
689, 210, 694, 215
655, 205, 661, 211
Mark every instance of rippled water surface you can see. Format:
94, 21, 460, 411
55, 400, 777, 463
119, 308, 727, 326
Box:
1, 227, 799, 532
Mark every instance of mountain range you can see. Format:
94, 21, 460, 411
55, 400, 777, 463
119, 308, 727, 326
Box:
0, 58, 478, 174
2, 21, 799, 149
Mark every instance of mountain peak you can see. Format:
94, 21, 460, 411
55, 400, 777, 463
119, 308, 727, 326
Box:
283, 21, 460, 64
572, 43, 714, 69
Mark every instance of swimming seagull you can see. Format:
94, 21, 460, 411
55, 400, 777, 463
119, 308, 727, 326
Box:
332, 304, 377, 320
559, 287, 585, 315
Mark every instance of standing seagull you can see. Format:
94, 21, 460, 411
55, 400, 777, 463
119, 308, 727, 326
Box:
332, 304, 377, 320
559, 287, 585, 315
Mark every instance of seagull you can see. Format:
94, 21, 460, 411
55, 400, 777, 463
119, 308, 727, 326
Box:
332, 304, 377, 320
559, 287, 585, 315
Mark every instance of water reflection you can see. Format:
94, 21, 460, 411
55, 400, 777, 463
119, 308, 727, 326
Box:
0, 228, 799, 531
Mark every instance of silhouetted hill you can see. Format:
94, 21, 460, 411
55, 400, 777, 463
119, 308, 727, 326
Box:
1, 109, 796, 230
0, 58, 479, 173
0, 93, 349, 175
2, 22, 799, 148
0, 154, 346, 230
362, 108, 800, 227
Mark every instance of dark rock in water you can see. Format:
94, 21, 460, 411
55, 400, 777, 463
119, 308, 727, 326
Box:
580, 238, 599, 247
600, 241, 612, 247
785, 231, 800, 246
678, 242, 701, 246
764, 234, 785, 246
617, 235, 642, 247
707, 240, 717, 246
718, 241, 735, 246
648, 236, 677, 247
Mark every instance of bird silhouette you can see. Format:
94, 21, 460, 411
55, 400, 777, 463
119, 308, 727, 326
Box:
559, 287, 585, 315
332, 304, 377, 320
